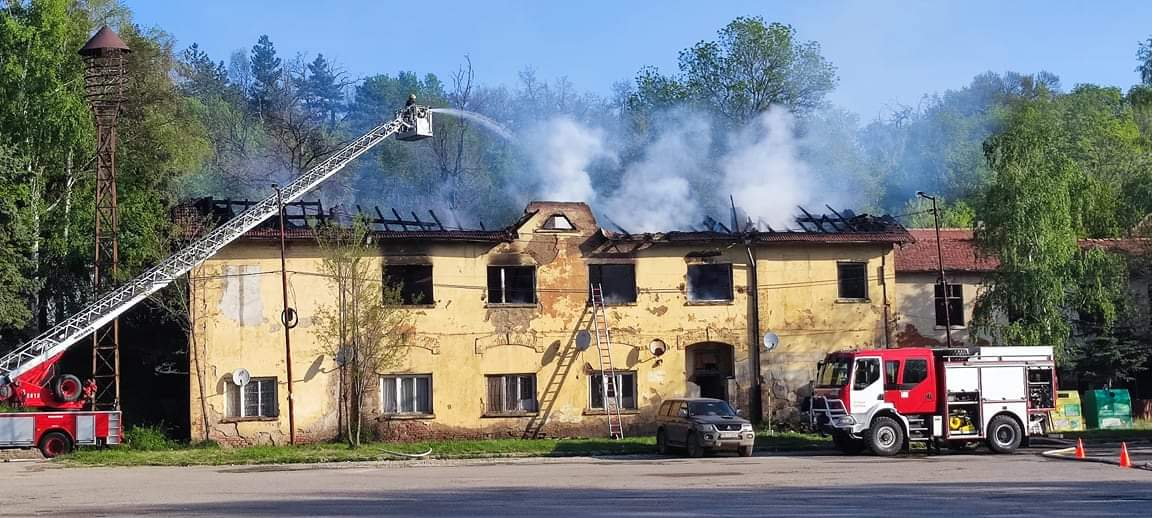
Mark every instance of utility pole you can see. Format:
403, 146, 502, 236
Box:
80, 26, 130, 411
917, 191, 953, 348
274, 185, 297, 445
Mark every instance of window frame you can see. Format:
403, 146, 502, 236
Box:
484, 374, 538, 415
884, 360, 901, 389
588, 370, 638, 411
686, 263, 735, 303
539, 213, 576, 231
902, 359, 929, 387
852, 358, 881, 391
226, 376, 278, 419
486, 265, 537, 306
383, 263, 434, 307
836, 261, 869, 301
380, 374, 434, 416
934, 282, 965, 328
588, 263, 638, 305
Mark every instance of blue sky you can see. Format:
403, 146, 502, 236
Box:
124, 0, 1150, 119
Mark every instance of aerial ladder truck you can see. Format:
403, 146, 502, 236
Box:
0, 103, 434, 457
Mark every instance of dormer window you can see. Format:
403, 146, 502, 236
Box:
540, 214, 575, 231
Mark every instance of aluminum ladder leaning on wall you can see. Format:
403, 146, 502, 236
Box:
589, 284, 624, 439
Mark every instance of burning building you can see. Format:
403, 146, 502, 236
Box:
179, 199, 911, 444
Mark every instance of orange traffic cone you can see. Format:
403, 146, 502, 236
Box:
1075, 438, 1086, 459
1119, 442, 1132, 468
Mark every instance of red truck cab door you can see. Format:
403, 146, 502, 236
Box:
892, 355, 936, 414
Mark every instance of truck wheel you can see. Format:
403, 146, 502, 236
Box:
867, 416, 904, 456
832, 431, 867, 454
656, 429, 670, 455
52, 374, 82, 403
987, 415, 1022, 454
738, 445, 754, 457
686, 432, 704, 458
39, 431, 73, 458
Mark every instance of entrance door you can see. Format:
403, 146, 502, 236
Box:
850, 356, 883, 414
898, 355, 936, 414
696, 375, 726, 400
686, 342, 735, 402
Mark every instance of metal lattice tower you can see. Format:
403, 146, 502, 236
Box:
80, 26, 130, 411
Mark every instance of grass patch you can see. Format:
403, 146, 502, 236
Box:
62, 430, 832, 467
64, 437, 655, 467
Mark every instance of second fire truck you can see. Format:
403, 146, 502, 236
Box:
809, 346, 1056, 455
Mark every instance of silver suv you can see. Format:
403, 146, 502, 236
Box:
655, 398, 755, 457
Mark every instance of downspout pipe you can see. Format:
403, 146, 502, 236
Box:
745, 241, 764, 425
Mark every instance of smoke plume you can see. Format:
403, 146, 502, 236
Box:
526, 117, 613, 203
524, 107, 820, 232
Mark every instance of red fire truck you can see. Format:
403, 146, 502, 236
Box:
808, 346, 1056, 455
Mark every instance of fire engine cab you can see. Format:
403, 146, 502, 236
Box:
809, 346, 1056, 455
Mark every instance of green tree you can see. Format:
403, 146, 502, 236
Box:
1137, 36, 1152, 85
0, 143, 38, 345
302, 53, 344, 130
311, 218, 410, 447
248, 34, 282, 117
177, 43, 229, 100
628, 17, 837, 124
974, 97, 1079, 348
0, 0, 93, 339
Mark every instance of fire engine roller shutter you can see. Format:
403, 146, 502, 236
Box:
0, 415, 35, 446
76, 415, 96, 444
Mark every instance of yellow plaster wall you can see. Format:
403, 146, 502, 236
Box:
189, 203, 899, 443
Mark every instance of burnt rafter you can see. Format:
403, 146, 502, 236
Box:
598, 205, 911, 246
178, 197, 486, 234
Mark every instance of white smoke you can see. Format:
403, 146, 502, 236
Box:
602, 115, 712, 232
722, 107, 815, 229
525, 106, 819, 232
526, 117, 612, 203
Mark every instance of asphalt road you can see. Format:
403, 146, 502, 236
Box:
1, 451, 1150, 517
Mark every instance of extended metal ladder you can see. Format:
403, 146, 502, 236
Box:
589, 284, 624, 439
0, 105, 431, 386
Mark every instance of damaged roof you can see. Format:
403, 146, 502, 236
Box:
600, 208, 913, 246
172, 197, 516, 243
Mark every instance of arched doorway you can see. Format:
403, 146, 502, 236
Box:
685, 342, 735, 401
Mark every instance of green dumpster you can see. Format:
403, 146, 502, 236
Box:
1083, 389, 1133, 430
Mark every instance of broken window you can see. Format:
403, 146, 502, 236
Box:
837, 262, 868, 300
541, 214, 575, 231
589, 371, 637, 410
381, 374, 432, 415
486, 374, 537, 414
384, 264, 433, 305
227, 377, 277, 418
934, 282, 964, 327
686, 263, 733, 302
588, 264, 637, 305
487, 265, 536, 305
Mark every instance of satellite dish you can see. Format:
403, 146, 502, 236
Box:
648, 339, 667, 357
763, 332, 780, 352
575, 330, 592, 351
231, 368, 251, 387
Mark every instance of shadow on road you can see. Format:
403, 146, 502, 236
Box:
73, 481, 1152, 516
